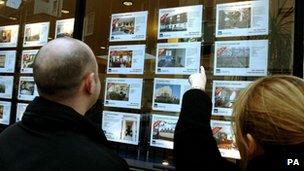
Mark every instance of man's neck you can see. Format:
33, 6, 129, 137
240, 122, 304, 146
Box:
41, 95, 88, 116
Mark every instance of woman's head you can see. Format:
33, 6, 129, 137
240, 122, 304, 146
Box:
232, 75, 304, 165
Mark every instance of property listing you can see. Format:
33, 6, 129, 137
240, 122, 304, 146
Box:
104, 77, 143, 109
102, 111, 140, 145
156, 42, 201, 75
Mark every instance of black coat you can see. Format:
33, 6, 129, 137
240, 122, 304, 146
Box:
174, 89, 304, 171
0, 97, 129, 171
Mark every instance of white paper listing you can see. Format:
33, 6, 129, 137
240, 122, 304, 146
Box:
152, 78, 190, 112
109, 11, 148, 42
0, 25, 19, 48
23, 22, 50, 47
156, 42, 201, 75
18, 76, 39, 101
20, 50, 39, 74
102, 111, 140, 145
211, 120, 241, 159
55, 18, 75, 38
216, 0, 269, 37
158, 5, 203, 39
0, 101, 11, 125
0, 51, 16, 73
16, 103, 29, 122
212, 80, 252, 116
0, 76, 14, 99
214, 40, 268, 76
104, 77, 143, 109
107, 45, 145, 75
150, 114, 178, 149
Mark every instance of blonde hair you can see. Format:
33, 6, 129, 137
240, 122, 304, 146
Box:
232, 75, 304, 167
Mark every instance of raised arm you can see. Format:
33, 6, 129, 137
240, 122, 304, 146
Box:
173, 67, 239, 171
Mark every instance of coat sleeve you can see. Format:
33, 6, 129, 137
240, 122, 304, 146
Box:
173, 89, 239, 171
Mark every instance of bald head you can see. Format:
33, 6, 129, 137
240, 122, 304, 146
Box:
33, 38, 97, 98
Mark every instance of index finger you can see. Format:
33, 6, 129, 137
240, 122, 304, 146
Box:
200, 66, 206, 75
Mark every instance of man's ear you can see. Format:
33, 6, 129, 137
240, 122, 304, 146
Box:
84, 73, 96, 95
246, 133, 257, 159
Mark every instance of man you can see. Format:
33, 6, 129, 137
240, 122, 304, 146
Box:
0, 38, 129, 171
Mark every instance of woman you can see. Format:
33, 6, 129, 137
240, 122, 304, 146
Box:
174, 66, 304, 171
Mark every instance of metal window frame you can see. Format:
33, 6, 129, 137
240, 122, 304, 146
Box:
293, 0, 304, 78
73, 0, 86, 40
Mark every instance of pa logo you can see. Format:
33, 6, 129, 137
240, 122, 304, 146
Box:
287, 159, 300, 166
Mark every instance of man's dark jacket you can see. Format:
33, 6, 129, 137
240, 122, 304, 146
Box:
174, 89, 304, 171
0, 97, 129, 171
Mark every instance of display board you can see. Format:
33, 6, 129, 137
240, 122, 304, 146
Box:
55, 18, 75, 38
20, 50, 39, 74
215, 0, 269, 37
158, 5, 203, 39
23, 22, 50, 47
18, 76, 39, 101
0, 101, 11, 125
107, 45, 145, 74
0, 25, 19, 48
210, 120, 240, 159
104, 77, 143, 109
0, 76, 14, 99
16, 103, 28, 122
0, 50, 16, 73
214, 40, 268, 76
150, 114, 178, 149
212, 81, 252, 116
102, 111, 140, 145
109, 11, 148, 42
152, 78, 190, 112
155, 42, 201, 75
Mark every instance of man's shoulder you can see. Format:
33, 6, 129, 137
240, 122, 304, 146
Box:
0, 123, 23, 140
57, 150, 129, 170
0, 123, 129, 170
55, 139, 129, 170
44, 130, 129, 169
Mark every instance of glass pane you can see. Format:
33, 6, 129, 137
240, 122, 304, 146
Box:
0, 0, 76, 127
83, 0, 295, 168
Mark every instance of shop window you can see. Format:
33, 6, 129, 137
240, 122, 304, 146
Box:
0, 0, 76, 129
83, 0, 295, 169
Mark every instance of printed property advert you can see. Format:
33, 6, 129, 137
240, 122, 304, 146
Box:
212, 80, 252, 116
107, 45, 145, 74
156, 42, 201, 75
0, 25, 19, 48
152, 78, 190, 112
150, 114, 178, 149
110, 11, 148, 42
23, 22, 50, 47
104, 77, 143, 109
0, 51, 16, 73
102, 111, 140, 145
158, 5, 203, 39
18, 76, 39, 101
211, 120, 241, 159
216, 0, 269, 37
214, 40, 268, 76
0, 76, 14, 99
